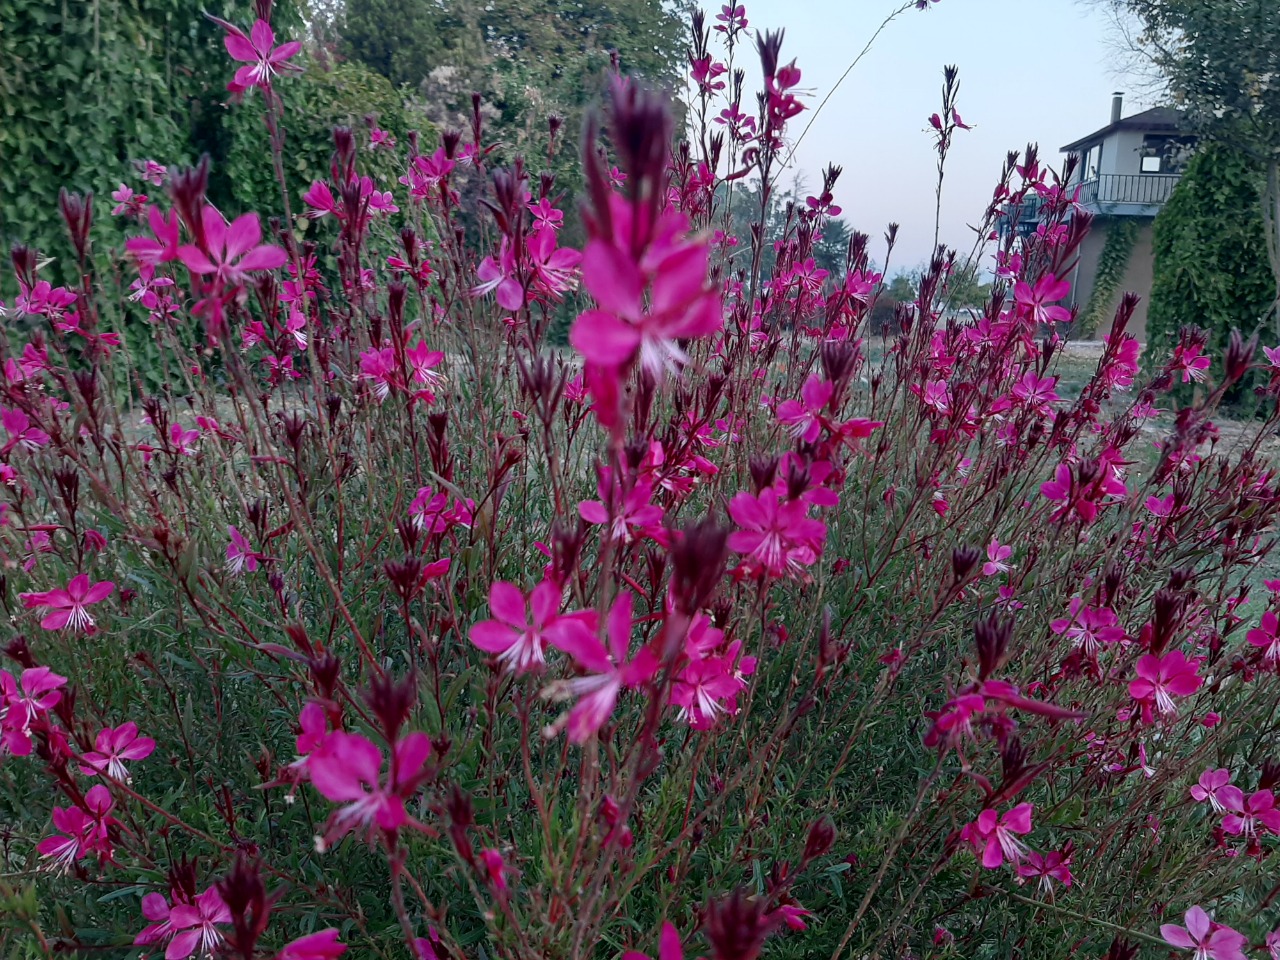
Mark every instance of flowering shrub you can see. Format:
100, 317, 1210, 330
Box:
5, 3, 1280, 959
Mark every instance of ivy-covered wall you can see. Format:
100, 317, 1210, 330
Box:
1080, 217, 1140, 337
0, 0, 278, 288
1147, 143, 1275, 381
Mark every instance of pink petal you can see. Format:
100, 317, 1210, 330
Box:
83, 581, 115, 604
469, 621, 518, 654
177, 246, 217, 275
582, 241, 644, 316
40, 609, 72, 630
548, 625, 612, 674
237, 245, 288, 272
249, 19, 275, 54
488, 581, 527, 628
165, 929, 200, 960
224, 33, 257, 62
225, 214, 264, 260
570, 310, 641, 367
1183, 905, 1210, 942
1160, 925, 1196, 949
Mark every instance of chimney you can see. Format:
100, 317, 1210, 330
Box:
1111, 92, 1124, 124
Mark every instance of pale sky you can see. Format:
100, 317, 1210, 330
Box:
725, 0, 1154, 272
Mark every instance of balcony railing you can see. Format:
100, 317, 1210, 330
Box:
995, 172, 1184, 237
1076, 173, 1181, 207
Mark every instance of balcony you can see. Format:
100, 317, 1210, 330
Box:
1075, 173, 1181, 216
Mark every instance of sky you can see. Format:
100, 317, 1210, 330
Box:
724, 0, 1155, 273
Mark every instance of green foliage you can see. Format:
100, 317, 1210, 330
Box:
339, 0, 689, 237
1080, 217, 1139, 336
1147, 144, 1274, 382
1115, 0, 1279, 159
225, 55, 414, 219
0, 0, 278, 289
1112, 0, 1280, 324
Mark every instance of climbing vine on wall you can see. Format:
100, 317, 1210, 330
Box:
1147, 143, 1274, 401
1080, 217, 1139, 336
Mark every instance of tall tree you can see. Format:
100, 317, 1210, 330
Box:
338, 0, 689, 237
1100, 0, 1280, 328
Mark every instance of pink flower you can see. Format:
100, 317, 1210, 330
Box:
546, 592, 658, 743
226, 525, 262, 575
982, 538, 1012, 577
1049, 598, 1125, 657
578, 472, 666, 545
1015, 846, 1072, 894
20, 574, 115, 632
1, 408, 51, 453
134, 892, 179, 948
303, 180, 337, 218
960, 802, 1033, 868
527, 225, 581, 299
0, 666, 66, 756
776, 375, 833, 442
277, 929, 347, 960
359, 346, 399, 402
913, 379, 950, 415
1010, 371, 1060, 411
220, 18, 303, 91
37, 784, 116, 870
170, 422, 200, 456
670, 618, 756, 729
469, 579, 595, 675
177, 207, 287, 285
125, 207, 181, 265
1129, 650, 1202, 723
923, 692, 986, 751
472, 240, 524, 311
528, 197, 565, 229
1219, 786, 1280, 838
111, 184, 149, 217
1190, 768, 1232, 811
166, 886, 231, 960
1170, 343, 1212, 384
1040, 461, 1125, 524
480, 848, 508, 895
1248, 610, 1280, 663
1013, 274, 1072, 326
308, 730, 430, 846
79, 722, 156, 781
1160, 905, 1248, 960
570, 199, 722, 378
406, 341, 445, 392
727, 487, 826, 579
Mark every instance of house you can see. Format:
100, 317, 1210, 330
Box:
1003, 94, 1196, 342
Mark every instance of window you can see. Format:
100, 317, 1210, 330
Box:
1140, 135, 1196, 175
1083, 144, 1101, 181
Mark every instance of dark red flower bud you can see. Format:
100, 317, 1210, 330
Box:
952, 545, 981, 582
704, 887, 771, 960
974, 612, 1013, 680
670, 516, 729, 614
364, 672, 418, 743
58, 188, 94, 262
802, 816, 836, 863
217, 855, 272, 958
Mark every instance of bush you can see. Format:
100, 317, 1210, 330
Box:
4, 7, 1280, 960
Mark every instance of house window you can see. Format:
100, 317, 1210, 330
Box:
1083, 144, 1101, 180
1140, 135, 1196, 175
